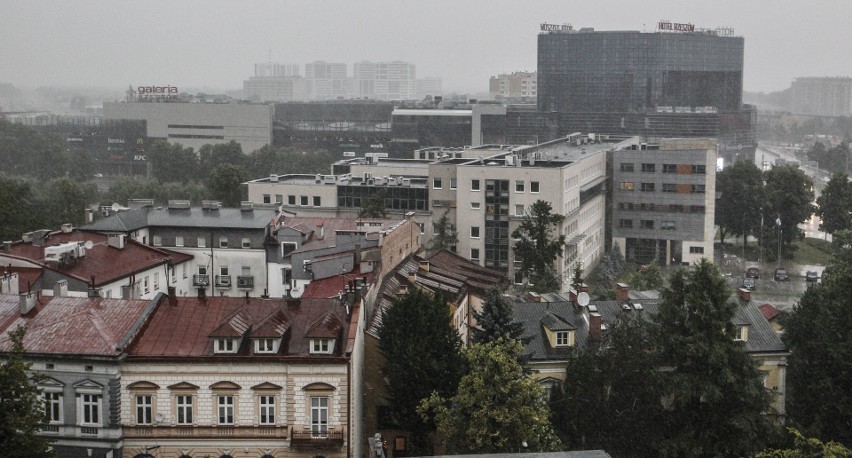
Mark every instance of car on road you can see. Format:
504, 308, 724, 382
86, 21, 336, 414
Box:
742, 277, 756, 290
805, 270, 819, 283
746, 267, 760, 279
774, 268, 790, 281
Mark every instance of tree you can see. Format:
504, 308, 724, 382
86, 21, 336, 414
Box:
207, 163, 248, 207
815, 173, 852, 235
0, 175, 38, 241
358, 188, 387, 218
0, 326, 54, 457
781, 233, 852, 447
471, 286, 526, 345
754, 428, 851, 458
148, 140, 199, 183
378, 288, 465, 455
418, 338, 562, 454
590, 242, 626, 300
653, 259, 773, 457
512, 200, 566, 293
715, 160, 764, 247
628, 259, 664, 291
426, 210, 457, 253
555, 313, 661, 457
763, 164, 814, 249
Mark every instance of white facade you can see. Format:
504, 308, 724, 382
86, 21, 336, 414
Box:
353, 61, 417, 100
305, 61, 349, 100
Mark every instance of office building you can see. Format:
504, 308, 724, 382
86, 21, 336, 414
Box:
489, 72, 537, 100
255, 62, 301, 78
305, 61, 350, 100
789, 77, 852, 116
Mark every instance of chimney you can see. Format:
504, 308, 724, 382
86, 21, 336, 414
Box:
408, 273, 417, 283
589, 312, 602, 342
168, 286, 177, 305
53, 280, 68, 298
354, 243, 361, 265
419, 260, 430, 272
60, 223, 73, 233
579, 283, 589, 293
738, 287, 751, 302
1, 272, 19, 295
107, 234, 126, 250
32, 229, 51, 247
19, 292, 37, 315
21, 232, 34, 243
315, 219, 325, 240
2, 241, 11, 253
615, 282, 629, 302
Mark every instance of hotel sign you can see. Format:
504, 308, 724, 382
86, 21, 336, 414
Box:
657, 21, 695, 32
540, 23, 572, 32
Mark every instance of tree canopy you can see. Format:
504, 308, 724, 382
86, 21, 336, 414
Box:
470, 287, 526, 346
815, 173, 852, 235
715, 159, 764, 246
358, 188, 388, 218
419, 338, 562, 455
426, 210, 458, 254
512, 200, 566, 293
763, 164, 815, 249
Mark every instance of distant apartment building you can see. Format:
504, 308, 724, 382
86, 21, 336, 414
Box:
489, 71, 537, 100
353, 61, 416, 100
790, 77, 852, 116
610, 137, 717, 266
305, 61, 350, 100
245, 62, 307, 102
255, 63, 301, 77
103, 101, 273, 154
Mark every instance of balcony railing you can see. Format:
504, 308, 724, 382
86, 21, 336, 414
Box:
192, 274, 209, 287
290, 427, 345, 448
215, 275, 232, 288
237, 275, 254, 289
125, 425, 288, 439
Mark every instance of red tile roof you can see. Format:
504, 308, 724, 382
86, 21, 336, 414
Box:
759, 303, 781, 321
302, 268, 373, 299
1, 267, 42, 293
127, 296, 351, 358
0, 295, 159, 356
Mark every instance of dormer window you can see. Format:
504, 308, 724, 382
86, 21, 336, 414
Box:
215, 338, 238, 353
734, 324, 749, 342
556, 331, 571, 347
310, 338, 334, 354
254, 338, 279, 354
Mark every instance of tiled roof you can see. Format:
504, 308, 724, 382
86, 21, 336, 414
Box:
277, 216, 399, 253
759, 303, 781, 321
80, 207, 150, 232
128, 296, 350, 358
512, 300, 590, 361
736, 299, 787, 354
250, 309, 291, 338
4, 231, 190, 287
0, 295, 160, 356
304, 311, 344, 338
1, 267, 42, 293
81, 206, 279, 232
302, 268, 373, 299
209, 309, 253, 337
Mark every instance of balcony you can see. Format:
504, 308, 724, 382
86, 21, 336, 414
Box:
237, 275, 254, 289
192, 274, 209, 287
290, 427, 345, 448
215, 275, 231, 288
124, 425, 288, 439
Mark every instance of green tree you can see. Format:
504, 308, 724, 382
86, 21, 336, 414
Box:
0, 326, 54, 457
590, 242, 626, 300
41, 178, 97, 228
781, 233, 852, 447
715, 160, 764, 247
426, 210, 457, 253
763, 164, 814, 249
358, 188, 387, 218
0, 175, 38, 241
512, 200, 566, 293
378, 288, 465, 455
471, 287, 525, 345
653, 259, 773, 457
555, 313, 661, 457
628, 259, 664, 291
208, 163, 248, 207
148, 140, 199, 183
198, 141, 245, 179
419, 338, 562, 454
754, 428, 851, 458
815, 173, 852, 235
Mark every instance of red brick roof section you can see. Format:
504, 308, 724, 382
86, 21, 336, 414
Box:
6, 231, 190, 287
759, 303, 781, 321
302, 268, 373, 299
0, 296, 157, 356
127, 296, 350, 358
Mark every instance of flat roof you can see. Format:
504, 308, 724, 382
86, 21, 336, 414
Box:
392, 109, 472, 117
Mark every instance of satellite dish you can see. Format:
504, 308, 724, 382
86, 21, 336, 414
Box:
577, 292, 590, 307
83, 240, 94, 250
290, 286, 303, 299
111, 202, 121, 212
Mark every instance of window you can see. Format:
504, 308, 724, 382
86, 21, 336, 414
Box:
471, 179, 480, 191
259, 395, 276, 425
255, 338, 277, 353
220, 265, 229, 277
215, 338, 237, 353
242, 238, 251, 249
640, 183, 655, 192
219, 237, 228, 248
275, 194, 283, 204
689, 246, 705, 254
619, 182, 634, 191
300, 196, 308, 206
470, 248, 480, 261
661, 221, 676, 230
690, 205, 706, 213
80, 394, 101, 426
640, 220, 654, 229
153, 273, 159, 291
263, 194, 271, 204
288, 195, 296, 205
692, 164, 706, 174
470, 226, 480, 238
136, 395, 152, 425
433, 178, 442, 189
313, 196, 321, 206
641, 163, 656, 172
530, 181, 540, 193
515, 180, 525, 192
182, 263, 187, 279
515, 204, 525, 216
197, 236, 206, 248
619, 162, 634, 172
175, 236, 184, 247
619, 219, 633, 228
176, 395, 193, 424
311, 338, 333, 354
471, 202, 481, 209
311, 397, 329, 434
218, 395, 234, 424
417, 223, 425, 234
663, 164, 677, 173
692, 184, 706, 193
555, 331, 570, 347
152, 235, 162, 246
662, 183, 677, 192
734, 325, 748, 341
281, 242, 297, 257
450, 178, 457, 190
44, 392, 62, 423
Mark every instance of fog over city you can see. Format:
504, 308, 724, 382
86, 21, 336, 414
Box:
1, 0, 850, 93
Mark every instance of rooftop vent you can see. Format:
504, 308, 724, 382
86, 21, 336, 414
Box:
201, 200, 221, 210
269, 174, 279, 182
168, 199, 191, 209
240, 201, 254, 211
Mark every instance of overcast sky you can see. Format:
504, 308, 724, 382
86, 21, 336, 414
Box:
1, 0, 849, 94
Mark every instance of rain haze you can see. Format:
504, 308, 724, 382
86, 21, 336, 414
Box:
1, 0, 850, 94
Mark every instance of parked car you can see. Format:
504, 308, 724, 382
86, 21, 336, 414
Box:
746, 267, 760, 279
742, 277, 756, 290
774, 268, 789, 281
805, 270, 819, 283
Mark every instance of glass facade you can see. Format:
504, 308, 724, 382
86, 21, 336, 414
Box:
484, 179, 510, 272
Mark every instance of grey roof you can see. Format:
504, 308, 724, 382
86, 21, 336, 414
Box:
736, 299, 787, 354
81, 206, 278, 232
421, 451, 612, 458
512, 300, 590, 360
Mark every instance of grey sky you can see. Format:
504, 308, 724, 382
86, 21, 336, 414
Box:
1, 0, 848, 94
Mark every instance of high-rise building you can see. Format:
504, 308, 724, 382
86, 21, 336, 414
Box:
254, 63, 301, 78
790, 77, 852, 116
305, 61, 349, 100
537, 24, 755, 160
353, 61, 417, 100
489, 72, 537, 100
